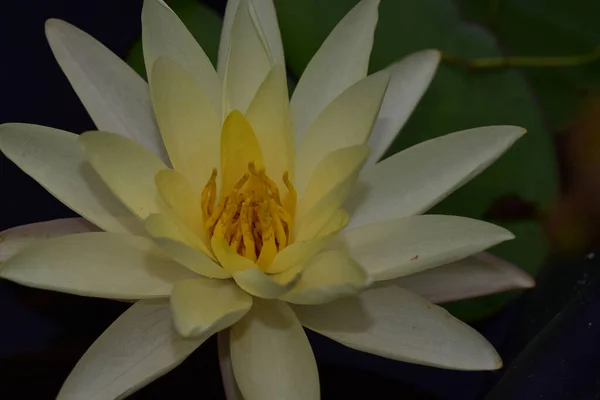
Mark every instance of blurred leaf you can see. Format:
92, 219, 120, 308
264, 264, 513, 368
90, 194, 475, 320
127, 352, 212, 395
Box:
275, 0, 557, 320
487, 256, 600, 399
125, 0, 223, 80
457, 0, 600, 131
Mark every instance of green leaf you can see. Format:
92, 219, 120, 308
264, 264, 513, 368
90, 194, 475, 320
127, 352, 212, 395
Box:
125, 0, 223, 80
275, 0, 557, 320
457, 0, 600, 131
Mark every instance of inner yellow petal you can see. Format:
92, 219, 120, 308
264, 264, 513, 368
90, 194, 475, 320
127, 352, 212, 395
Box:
220, 110, 264, 195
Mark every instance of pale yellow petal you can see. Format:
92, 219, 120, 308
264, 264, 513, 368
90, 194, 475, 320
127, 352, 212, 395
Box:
80, 131, 167, 220
154, 237, 228, 278
294, 147, 369, 242
220, 111, 264, 194
265, 234, 333, 274
393, 252, 535, 304
0, 218, 98, 265
281, 250, 369, 305
211, 237, 257, 273
294, 178, 358, 243
218, 0, 284, 78
335, 215, 515, 281
211, 240, 300, 299
155, 169, 205, 240
0, 124, 143, 235
0, 233, 195, 299
316, 209, 350, 237
294, 285, 503, 370
150, 57, 221, 195
346, 125, 526, 230
58, 299, 204, 400
296, 145, 370, 220
142, 0, 221, 116
144, 213, 218, 269
45, 19, 169, 163
232, 267, 301, 299
171, 278, 252, 338
223, 0, 272, 114
246, 65, 294, 184
366, 49, 440, 166
294, 71, 389, 197
230, 300, 319, 400
291, 0, 380, 144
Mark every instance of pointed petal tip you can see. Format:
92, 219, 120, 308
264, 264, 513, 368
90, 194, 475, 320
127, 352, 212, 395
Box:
410, 48, 442, 62
44, 17, 62, 31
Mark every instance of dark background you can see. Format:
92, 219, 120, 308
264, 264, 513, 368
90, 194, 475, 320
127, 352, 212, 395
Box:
1, 0, 600, 398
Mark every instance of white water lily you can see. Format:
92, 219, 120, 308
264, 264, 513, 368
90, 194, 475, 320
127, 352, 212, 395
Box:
0, 0, 535, 398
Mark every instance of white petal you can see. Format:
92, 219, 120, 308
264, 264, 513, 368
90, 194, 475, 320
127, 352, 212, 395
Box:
0, 123, 143, 235
294, 71, 389, 197
45, 19, 168, 162
0, 218, 98, 264
294, 285, 502, 370
218, 330, 244, 400
230, 300, 319, 400
291, 0, 379, 145
392, 252, 535, 303
335, 215, 514, 281
58, 299, 204, 400
218, 0, 284, 78
224, 0, 272, 114
171, 278, 252, 338
281, 250, 369, 305
142, 0, 221, 116
0, 232, 195, 299
366, 50, 441, 166
80, 131, 167, 220
346, 126, 526, 230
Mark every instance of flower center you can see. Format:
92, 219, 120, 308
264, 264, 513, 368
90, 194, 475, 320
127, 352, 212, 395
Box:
200, 163, 296, 267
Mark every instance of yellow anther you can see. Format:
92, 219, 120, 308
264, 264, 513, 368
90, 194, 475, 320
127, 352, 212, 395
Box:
230, 225, 243, 253
257, 201, 277, 268
260, 170, 281, 204
240, 198, 257, 261
200, 169, 218, 221
200, 164, 296, 270
204, 196, 227, 235
213, 193, 239, 240
269, 199, 287, 250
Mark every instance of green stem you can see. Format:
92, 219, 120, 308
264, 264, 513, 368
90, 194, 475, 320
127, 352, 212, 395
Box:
443, 46, 600, 70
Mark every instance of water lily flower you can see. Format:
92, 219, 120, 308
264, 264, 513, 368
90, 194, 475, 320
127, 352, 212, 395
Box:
0, 0, 535, 398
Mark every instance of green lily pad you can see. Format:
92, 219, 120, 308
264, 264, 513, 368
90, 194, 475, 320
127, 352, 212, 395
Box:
457, 0, 600, 131
125, 0, 223, 79
275, 0, 557, 321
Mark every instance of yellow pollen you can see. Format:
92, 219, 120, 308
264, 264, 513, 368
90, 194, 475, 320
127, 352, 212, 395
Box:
201, 163, 295, 267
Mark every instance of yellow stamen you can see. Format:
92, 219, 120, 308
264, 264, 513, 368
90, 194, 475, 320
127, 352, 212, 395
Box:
200, 169, 217, 221
240, 197, 257, 261
257, 201, 277, 268
200, 163, 296, 270
269, 199, 287, 250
